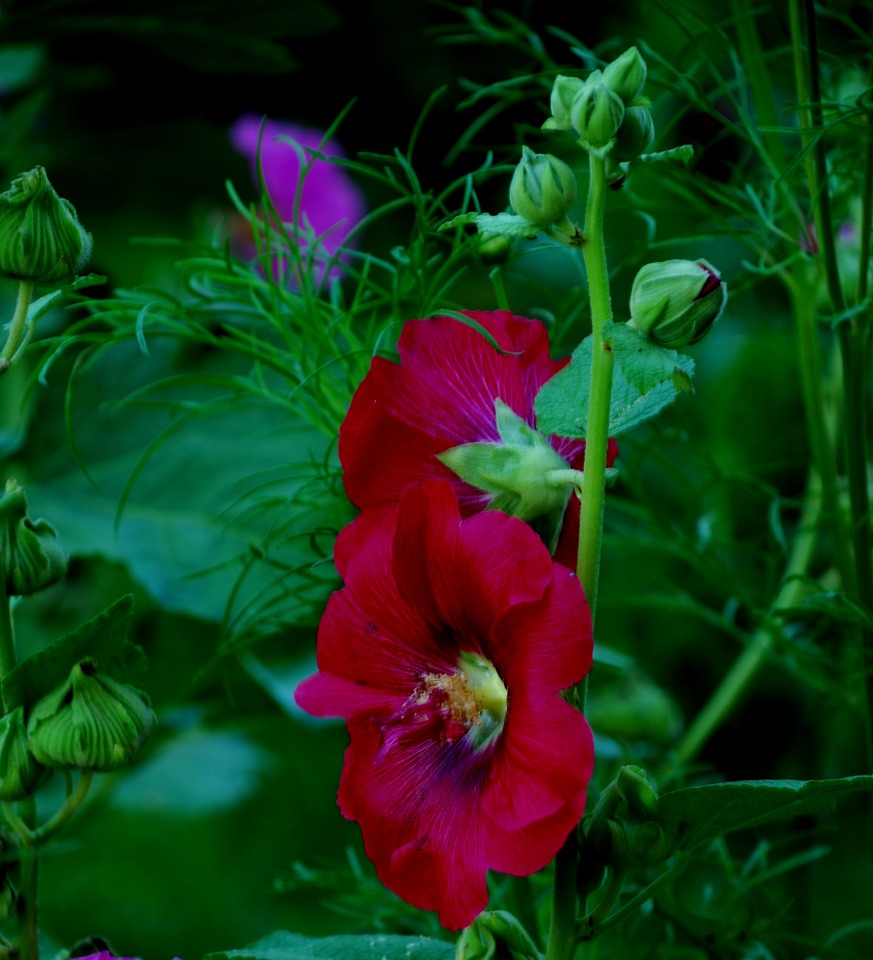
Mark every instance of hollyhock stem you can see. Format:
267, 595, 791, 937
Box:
547, 151, 616, 960
0, 281, 33, 369
575, 151, 615, 618
0, 589, 15, 696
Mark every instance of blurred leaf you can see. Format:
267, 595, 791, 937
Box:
110, 727, 278, 816
204, 930, 455, 960
660, 777, 873, 853
2, 594, 145, 711
535, 333, 694, 438
440, 211, 539, 240
775, 590, 873, 627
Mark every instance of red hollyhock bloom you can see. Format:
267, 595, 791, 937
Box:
295, 480, 594, 930
339, 309, 618, 569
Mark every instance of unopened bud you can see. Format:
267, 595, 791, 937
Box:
0, 478, 67, 596
28, 659, 155, 771
602, 46, 648, 104
613, 104, 655, 161
0, 707, 48, 801
542, 75, 585, 132
570, 73, 625, 150
509, 146, 578, 229
628, 258, 727, 347
0, 167, 91, 285
476, 232, 515, 266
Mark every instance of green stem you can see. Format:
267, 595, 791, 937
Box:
17, 797, 38, 960
0, 589, 15, 700
545, 835, 579, 960
575, 151, 616, 617
546, 150, 617, 960
490, 267, 510, 311
0, 281, 34, 370
675, 471, 821, 764
31, 771, 93, 845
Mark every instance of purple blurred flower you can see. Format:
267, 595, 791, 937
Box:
229, 115, 366, 282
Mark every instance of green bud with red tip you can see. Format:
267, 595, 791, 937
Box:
628, 258, 727, 347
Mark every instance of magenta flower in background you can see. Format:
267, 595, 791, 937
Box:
229, 115, 366, 281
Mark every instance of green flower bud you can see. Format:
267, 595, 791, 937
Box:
509, 146, 578, 229
0, 707, 49, 801
602, 46, 648, 104
569, 73, 625, 150
0, 478, 67, 596
476, 232, 515, 266
542, 74, 585, 132
28, 659, 155, 771
612, 104, 655, 161
0, 166, 92, 285
627, 258, 727, 347
455, 920, 496, 960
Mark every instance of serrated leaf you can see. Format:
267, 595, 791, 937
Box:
204, 930, 455, 960
535, 333, 694, 439
2, 595, 145, 712
440, 211, 539, 240
659, 776, 873, 853
611, 144, 695, 185
606, 323, 694, 396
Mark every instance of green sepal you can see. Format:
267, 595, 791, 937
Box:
0, 477, 67, 596
0, 706, 49, 801
438, 400, 572, 552
203, 930, 455, 960
27, 658, 155, 772
2, 595, 145, 713
658, 776, 873, 853
535, 332, 695, 439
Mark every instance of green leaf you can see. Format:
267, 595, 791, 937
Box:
2, 595, 145, 712
611, 144, 695, 185
204, 930, 455, 960
440, 211, 539, 240
606, 323, 694, 395
659, 776, 873, 852
535, 332, 694, 439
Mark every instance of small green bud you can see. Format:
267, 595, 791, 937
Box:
0, 478, 67, 596
569, 73, 625, 151
542, 74, 585, 132
0, 167, 92, 284
612, 104, 655, 161
509, 146, 578, 230
455, 919, 495, 960
602, 46, 648, 104
627, 258, 727, 347
28, 659, 155, 772
0, 707, 49, 801
476, 232, 515, 266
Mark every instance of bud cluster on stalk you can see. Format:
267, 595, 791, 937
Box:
543, 47, 654, 159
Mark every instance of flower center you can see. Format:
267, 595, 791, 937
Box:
375, 651, 509, 757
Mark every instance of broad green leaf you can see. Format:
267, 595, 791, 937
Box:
535, 333, 694, 439
204, 930, 455, 960
610, 144, 695, 186
2, 595, 145, 712
659, 776, 873, 852
605, 323, 694, 395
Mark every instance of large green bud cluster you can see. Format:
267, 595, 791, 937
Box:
0, 166, 91, 285
544, 47, 654, 159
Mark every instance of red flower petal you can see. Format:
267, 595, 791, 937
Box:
295, 482, 594, 929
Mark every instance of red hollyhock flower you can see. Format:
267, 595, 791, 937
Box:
295, 480, 594, 930
339, 309, 618, 569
